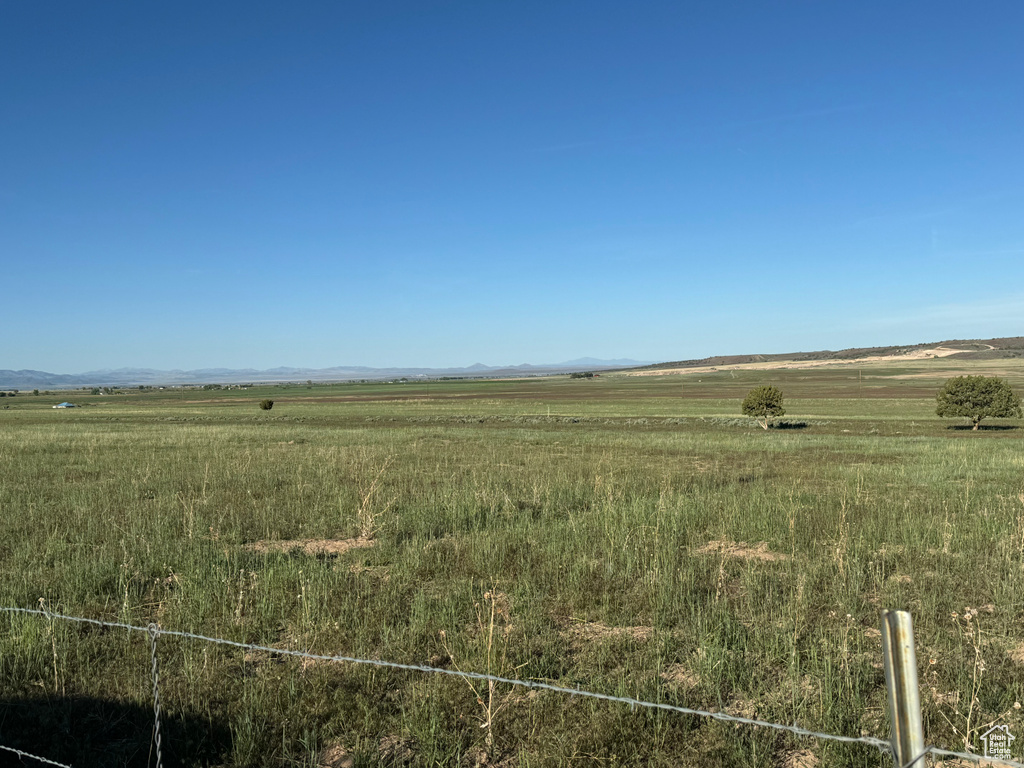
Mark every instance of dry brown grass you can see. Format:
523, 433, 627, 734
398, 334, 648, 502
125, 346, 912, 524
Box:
780, 748, 819, 768
346, 563, 390, 580
659, 663, 700, 691
724, 698, 758, 719
696, 539, 789, 562
1008, 641, 1024, 666
317, 744, 354, 768
243, 537, 376, 556
315, 736, 419, 766
378, 735, 416, 765
564, 620, 655, 647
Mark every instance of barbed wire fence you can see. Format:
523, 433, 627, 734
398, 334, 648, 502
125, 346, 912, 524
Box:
1, 605, 1022, 768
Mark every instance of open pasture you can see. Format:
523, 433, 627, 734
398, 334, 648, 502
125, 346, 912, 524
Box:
1, 360, 1023, 767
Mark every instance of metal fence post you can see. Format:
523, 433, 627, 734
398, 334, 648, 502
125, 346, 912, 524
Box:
881, 610, 926, 767
147, 623, 164, 768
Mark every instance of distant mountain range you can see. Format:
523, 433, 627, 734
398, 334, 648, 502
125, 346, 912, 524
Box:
0, 358, 654, 388
5, 337, 1023, 389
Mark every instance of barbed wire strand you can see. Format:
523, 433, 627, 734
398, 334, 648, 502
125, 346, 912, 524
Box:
147, 623, 164, 768
898, 746, 932, 768
0, 743, 74, 768
0, 606, 891, 754
4, 605, 1024, 768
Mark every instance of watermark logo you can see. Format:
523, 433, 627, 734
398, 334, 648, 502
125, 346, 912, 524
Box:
981, 724, 1015, 760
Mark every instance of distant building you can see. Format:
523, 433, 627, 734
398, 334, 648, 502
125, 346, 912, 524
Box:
53, 402, 76, 408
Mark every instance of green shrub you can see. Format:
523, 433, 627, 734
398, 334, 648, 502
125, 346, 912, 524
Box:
741, 385, 785, 430
259, 399, 274, 411
936, 375, 1021, 430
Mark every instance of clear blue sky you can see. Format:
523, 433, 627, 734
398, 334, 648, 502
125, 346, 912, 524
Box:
3, 2, 1022, 371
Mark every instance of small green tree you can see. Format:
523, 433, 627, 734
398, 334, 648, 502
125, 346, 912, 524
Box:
259, 399, 274, 411
936, 376, 1021, 430
741, 385, 785, 430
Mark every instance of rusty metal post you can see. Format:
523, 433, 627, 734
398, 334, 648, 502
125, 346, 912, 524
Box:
881, 610, 926, 766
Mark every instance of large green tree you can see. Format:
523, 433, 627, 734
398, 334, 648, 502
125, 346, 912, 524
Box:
935, 375, 1021, 430
741, 385, 785, 430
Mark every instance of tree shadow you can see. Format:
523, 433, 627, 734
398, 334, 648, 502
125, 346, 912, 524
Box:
945, 424, 1019, 431
0, 694, 231, 768
770, 421, 808, 430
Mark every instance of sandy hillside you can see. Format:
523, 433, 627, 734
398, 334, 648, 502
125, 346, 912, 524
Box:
630, 345, 973, 376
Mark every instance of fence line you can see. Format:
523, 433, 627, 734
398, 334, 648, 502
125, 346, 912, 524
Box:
2, 605, 1023, 768
0, 743, 74, 768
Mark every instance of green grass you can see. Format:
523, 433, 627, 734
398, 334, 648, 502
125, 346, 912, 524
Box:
2, 363, 1024, 767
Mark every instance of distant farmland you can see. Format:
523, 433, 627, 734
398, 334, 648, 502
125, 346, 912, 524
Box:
2, 358, 1023, 767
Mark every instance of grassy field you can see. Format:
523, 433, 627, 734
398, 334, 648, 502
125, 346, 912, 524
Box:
2, 361, 1023, 767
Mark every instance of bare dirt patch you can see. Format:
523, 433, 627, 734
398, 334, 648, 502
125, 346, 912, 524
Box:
724, 698, 758, 719
318, 745, 354, 768
780, 749, 819, 768
244, 537, 375, 556
462, 746, 518, 768
378, 735, 416, 765
660, 663, 700, 690
1009, 641, 1024, 665
696, 540, 789, 562
564, 620, 654, 647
